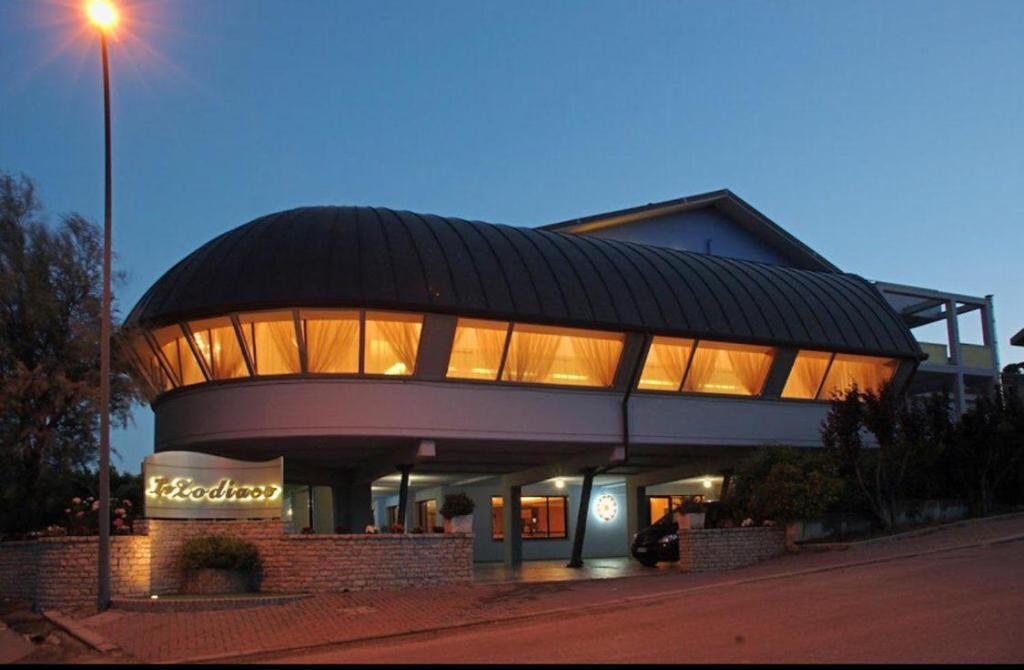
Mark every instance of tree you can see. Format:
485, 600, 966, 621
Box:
724, 445, 843, 549
949, 386, 1024, 515
822, 383, 952, 529
0, 172, 141, 534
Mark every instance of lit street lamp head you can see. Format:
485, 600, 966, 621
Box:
86, 0, 118, 30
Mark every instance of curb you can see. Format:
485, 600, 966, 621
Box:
799, 510, 1024, 551
161, 530, 1024, 664
42, 610, 121, 654
112, 592, 311, 613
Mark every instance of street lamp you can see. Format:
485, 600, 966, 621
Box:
86, 0, 118, 611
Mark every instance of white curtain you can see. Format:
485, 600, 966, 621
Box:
305, 317, 359, 373
725, 347, 774, 395
638, 338, 692, 390
682, 344, 717, 392
782, 351, 832, 399
570, 335, 624, 387
447, 320, 509, 380
366, 316, 422, 375
501, 329, 560, 383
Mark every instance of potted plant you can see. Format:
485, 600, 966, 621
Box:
440, 492, 475, 533
180, 535, 261, 595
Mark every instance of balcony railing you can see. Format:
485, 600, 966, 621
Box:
918, 341, 994, 370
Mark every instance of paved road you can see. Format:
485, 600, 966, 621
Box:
270, 539, 1024, 664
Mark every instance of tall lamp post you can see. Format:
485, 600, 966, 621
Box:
85, 0, 118, 611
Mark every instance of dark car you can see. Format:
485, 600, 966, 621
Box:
630, 512, 680, 566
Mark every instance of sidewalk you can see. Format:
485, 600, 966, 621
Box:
80, 513, 1024, 664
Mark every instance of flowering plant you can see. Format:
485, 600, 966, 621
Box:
64, 496, 136, 535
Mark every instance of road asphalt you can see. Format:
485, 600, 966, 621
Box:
266, 537, 1024, 664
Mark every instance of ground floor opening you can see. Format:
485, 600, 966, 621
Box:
282, 472, 724, 564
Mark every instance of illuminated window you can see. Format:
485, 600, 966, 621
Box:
446, 318, 510, 380
237, 311, 301, 376
781, 350, 833, 399
648, 496, 686, 523
501, 324, 624, 387
417, 499, 438, 532
364, 311, 423, 375
637, 337, 695, 390
300, 309, 359, 374
130, 336, 173, 392
819, 354, 898, 398
188, 317, 249, 380
682, 340, 774, 396
491, 496, 568, 540
151, 325, 205, 386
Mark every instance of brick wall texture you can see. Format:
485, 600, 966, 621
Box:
678, 527, 785, 572
0, 536, 150, 611
0, 519, 473, 612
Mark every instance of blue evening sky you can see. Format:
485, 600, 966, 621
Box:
2, 0, 1022, 472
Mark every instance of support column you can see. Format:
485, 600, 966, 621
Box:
567, 467, 597, 568
331, 480, 373, 534
625, 478, 649, 546
501, 481, 522, 567
307, 485, 315, 531
982, 295, 1000, 374
946, 299, 966, 415
396, 465, 412, 531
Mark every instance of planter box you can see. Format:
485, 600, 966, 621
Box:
183, 568, 257, 595
444, 515, 473, 534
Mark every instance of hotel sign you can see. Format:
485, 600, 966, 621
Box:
142, 451, 284, 520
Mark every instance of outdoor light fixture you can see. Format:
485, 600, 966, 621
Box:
84, 0, 119, 613
555, 478, 565, 489
702, 477, 713, 489
86, 0, 119, 29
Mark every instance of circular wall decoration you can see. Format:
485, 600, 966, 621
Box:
593, 493, 618, 522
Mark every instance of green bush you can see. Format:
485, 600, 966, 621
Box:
440, 492, 475, 519
725, 445, 843, 524
180, 535, 261, 573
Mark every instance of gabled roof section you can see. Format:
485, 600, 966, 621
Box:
1011, 328, 1024, 347
541, 189, 840, 273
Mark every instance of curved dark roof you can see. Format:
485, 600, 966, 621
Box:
126, 207, 923, 359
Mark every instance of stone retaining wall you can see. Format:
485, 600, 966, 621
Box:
0, 541, 40, 602
678, 527, 785, 572
262, 533, 474, 592
0, 536, 150, 611
0, 520, 474, 612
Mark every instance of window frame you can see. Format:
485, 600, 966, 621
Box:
634, 336, 776, 398
490, 495, 569, 541
779, 350, 900, 402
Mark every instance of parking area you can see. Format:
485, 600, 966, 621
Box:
473, 556, 672, 584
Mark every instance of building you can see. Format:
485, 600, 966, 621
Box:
1005, 328, 1024, 402
124, 190, 1000, 565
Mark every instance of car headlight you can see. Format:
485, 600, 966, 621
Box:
658, 533, 678, 544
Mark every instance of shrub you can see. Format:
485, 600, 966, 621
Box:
180, 536, 261, 573
725, 445, 842, 524
440, 492, 475, 519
